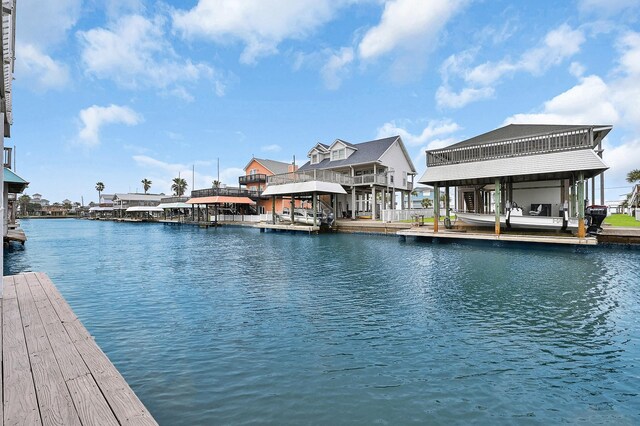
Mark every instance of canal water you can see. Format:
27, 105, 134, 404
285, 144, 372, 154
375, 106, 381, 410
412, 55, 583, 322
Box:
5, 219, 640, 424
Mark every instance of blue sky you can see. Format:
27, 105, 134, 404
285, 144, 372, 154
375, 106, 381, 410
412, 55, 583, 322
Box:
12, 0, 640, 204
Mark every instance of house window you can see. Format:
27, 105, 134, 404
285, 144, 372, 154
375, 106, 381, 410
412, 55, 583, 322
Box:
250, 169, 258, 175
331, 148, 345, 161
312, 154, 319, 164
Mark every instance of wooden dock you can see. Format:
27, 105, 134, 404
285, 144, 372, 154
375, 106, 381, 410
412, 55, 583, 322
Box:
397, 228, 598, 245
1, 272, 157, 425
3, 228, 26, 245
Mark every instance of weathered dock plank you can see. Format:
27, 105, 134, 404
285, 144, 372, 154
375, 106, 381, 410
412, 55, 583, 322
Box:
2, 272, 158, 426
2, 276, 42, 426
14, 274, 81, 426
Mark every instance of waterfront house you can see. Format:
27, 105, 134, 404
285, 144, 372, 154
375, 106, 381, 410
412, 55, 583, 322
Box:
239, 157, 298, 214
89, 193, 115, 218
4, 166, 28, 233
629, 184, 640, 220
269, 136, 416, 220
418, 124, 611, 236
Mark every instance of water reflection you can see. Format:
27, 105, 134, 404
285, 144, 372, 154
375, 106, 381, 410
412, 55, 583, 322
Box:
5, 219, 640, 424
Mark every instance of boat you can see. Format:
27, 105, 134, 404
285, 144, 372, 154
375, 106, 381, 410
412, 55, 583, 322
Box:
279, 208, 331, 226
455, 206, 578, 231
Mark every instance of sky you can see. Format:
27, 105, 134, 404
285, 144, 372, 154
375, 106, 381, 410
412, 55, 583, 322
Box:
11, 0, 640, 204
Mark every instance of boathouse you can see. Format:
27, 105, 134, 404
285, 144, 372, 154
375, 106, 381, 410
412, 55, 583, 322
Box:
417, 124, 612, 237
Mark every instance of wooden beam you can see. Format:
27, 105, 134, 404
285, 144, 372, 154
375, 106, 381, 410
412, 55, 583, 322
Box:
433, 183, 439, 233
494, 178, 501, 235
577, 172, 585, 238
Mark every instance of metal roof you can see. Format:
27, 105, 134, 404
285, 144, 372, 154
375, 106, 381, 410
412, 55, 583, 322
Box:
445, 124, 612, 150
418, 149, 608, 186
261, 181, 347, 196
4, 167, 27, 193
186, 196, 255, 205
299, 136, 403, 171
113, 193, 164, 202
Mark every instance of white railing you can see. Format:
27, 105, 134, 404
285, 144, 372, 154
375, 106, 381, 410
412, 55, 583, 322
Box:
381, 208, 434, 222
352, 173, 387, 186
210, 213, 274, 222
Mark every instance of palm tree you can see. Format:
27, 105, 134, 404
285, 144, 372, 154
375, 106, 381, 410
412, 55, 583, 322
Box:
18, 194, 31, 215
172, 177, 188, 196
141, 178, 152, 194
626, 169, 640, 183
95, 182, 105, 202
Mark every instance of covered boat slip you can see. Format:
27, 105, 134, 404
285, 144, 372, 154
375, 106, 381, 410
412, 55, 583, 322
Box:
186, 195, 256, 223
259, 178, 346, 229
418, 124, 612, 238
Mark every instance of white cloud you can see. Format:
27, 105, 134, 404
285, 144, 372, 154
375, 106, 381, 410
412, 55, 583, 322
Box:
261, 144, 282, 153
172, 0, 341, 64
377, 119, 461, 146
15, 44, 70, 90
358, 0, 464, 60
438, 24, 585, 108
78, 105, 143, 147
504, 75, 619, 125
78, 14, 219, 96
17, 0, 81, 48
579, 0, 640, 15
467, 24, 585, 86
321, 47, 354, 90
435, 85, 494, 109
358, 0, 466, 80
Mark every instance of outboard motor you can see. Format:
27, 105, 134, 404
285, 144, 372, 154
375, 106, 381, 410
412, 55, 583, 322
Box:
585, 205, 607, 235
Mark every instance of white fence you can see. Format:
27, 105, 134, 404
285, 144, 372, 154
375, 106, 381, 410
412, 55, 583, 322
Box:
210, 214, 274, 222
380, 208, 434, 222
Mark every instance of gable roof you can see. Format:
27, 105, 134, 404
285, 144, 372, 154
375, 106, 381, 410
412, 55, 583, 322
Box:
299, 136, 406, 171
446, 124, 612, 150
244, 157, 292, 175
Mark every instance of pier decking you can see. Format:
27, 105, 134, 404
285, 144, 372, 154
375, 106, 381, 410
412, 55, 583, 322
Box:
254, 223, 321, 233
397, 228, 598, 245
1, 272, 157, 425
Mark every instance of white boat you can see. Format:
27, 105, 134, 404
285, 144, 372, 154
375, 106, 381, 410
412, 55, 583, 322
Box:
279, 208, 328, 225
455, 208, 577, 231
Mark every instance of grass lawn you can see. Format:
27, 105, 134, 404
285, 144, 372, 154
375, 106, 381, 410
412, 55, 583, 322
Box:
603, 214, 640, 227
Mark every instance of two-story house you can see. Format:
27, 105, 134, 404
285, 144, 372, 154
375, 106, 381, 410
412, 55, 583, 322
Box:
297, 136, 416, 219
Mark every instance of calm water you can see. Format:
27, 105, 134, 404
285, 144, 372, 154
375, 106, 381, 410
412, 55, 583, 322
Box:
5, 219, 640, 425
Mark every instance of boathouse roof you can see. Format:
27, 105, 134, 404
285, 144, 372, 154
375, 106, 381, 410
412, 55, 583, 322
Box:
418, 124, 612, 186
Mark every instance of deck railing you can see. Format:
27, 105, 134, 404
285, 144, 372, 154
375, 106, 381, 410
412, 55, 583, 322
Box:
268, 170, 355, 186
239, 174, 267, 185
160, 196, 189, 203
190, 187, 260, 198
267, 170, 392, 187
381, 208, 434, 222
426, 128, 592, 167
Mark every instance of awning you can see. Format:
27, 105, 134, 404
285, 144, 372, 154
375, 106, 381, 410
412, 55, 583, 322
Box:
4, 168, 29, 193
261, 181, 347, 196
157, 202, 192, 209
186, 196, 255, 205
418, 149, 608, 186
126, 206, 164, 212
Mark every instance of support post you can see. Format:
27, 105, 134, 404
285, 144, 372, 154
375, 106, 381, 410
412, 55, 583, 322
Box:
598, 141, 604, 205
433, 183, 439, 233
332, 194, 337, 228
577, 172, 585, 238
494, 178, 501, 235
445, 185, 450, 222
290, 195, 295, 223
371, 186, 376, 220
351, 187, 356, 220
272, 196, 276, 224
570, 178, 577, 217
312, 191, 317, 226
